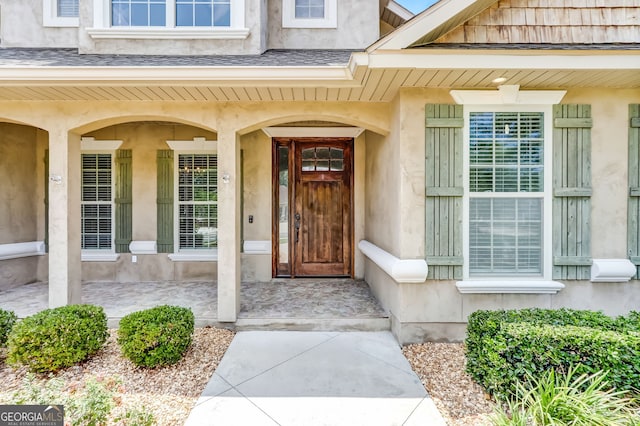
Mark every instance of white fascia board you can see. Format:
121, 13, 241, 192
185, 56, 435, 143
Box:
385, 1, 414, 21
369, 0, 484, 51
0, 66, 353, 84
367, 51, 640, 71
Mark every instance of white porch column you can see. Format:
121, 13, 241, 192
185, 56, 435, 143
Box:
47, 127, 82, 307
217, 127, 241, 321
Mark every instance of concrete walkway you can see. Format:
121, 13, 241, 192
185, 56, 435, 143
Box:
185, 331, 446, 426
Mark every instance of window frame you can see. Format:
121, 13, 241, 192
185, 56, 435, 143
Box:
166, 138, 218, 262
462, 104, 554, 281
88, 0, 248, 39
43, 0, 79, 27
80, 150, 116, 259
282, 0, 337, 29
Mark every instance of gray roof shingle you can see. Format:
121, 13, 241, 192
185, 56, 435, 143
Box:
0, 48, 357, 67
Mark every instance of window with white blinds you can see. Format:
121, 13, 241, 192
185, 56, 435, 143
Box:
468, 111, 545, 276
81, 154, 113, 250
177, 154, 217, 250
57, 0, 79, 17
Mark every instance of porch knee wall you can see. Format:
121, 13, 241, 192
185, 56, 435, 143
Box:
365, 259, 640, 345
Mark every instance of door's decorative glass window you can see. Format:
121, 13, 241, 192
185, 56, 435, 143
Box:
468, 112, 544, 276
176, 0, 231, 26
178, 154, 217, 250
112, 0, 166, 26
295, 0, 325, 18
301, 147, 344, 171
81, 154, 113, 250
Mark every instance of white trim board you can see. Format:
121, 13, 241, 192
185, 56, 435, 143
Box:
262, 127, 364, 138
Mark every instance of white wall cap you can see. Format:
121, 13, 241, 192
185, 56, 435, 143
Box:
456, 280, 565, 294
129, 241, 158, 255
243, 240, 271, 254
81, 251, 119, 262
591, 259, 637, 282
0, 241, 46, 260
358, 240, 428, 283
168, 251, 218, 262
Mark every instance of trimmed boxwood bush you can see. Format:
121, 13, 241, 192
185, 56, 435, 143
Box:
465, 308, 640, 399
117, 305, 194, 368
0, 308, 17, 346
6, 304, 108, 373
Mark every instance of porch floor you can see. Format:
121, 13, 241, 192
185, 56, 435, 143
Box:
0, 279, 390, 331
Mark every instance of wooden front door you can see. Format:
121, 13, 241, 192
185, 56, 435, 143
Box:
273, 138, 353, 277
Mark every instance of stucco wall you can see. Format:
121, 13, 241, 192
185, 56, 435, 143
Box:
0, 0, 78, 48
0, 123, 41, 290
267, 0, 379, 49
78, 0, 267, 55
82, 122, 218, 281
363, 87, 640, 344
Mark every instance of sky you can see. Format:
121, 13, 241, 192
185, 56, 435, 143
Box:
396, 0, 439, 14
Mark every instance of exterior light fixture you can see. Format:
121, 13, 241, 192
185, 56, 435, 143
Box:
492, 77, 508, 84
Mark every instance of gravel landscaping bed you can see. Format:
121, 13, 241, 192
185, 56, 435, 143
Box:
403, 342, 495, 426
1, 328, 492, 425
0, 327, 235, 425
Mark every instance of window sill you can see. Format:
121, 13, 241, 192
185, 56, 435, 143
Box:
86, 27, 250, 40
168, 251, 218, 262
81, 252, 120, 262
456, 280, 565, 294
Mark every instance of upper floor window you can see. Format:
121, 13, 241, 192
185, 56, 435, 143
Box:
89, 0, 247, 38
112, 0, 231, 27
43, 0, 79, 27
283, 0, 337, 28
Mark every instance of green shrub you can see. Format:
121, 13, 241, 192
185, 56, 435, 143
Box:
0, 308, 17, 346
6, 305, 108, 373
466, 309, 640, 399
491, 367, 640, 426
118, 305, 194, 368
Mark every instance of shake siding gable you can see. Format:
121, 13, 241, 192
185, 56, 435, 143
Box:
425, 104, 464, 280
552, 104, 593, 280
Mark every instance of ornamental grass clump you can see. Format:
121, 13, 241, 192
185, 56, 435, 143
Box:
0, 308, 17, 346
6, 304, 108, 373
491, 367, 640, 426
117, 305, 194, 368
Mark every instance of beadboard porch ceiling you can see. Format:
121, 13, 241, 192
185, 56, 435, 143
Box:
0, 48, 638, 102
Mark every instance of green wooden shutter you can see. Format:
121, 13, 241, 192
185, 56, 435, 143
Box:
425, 104, 464, 279
553, 104, 592, 279
115, 150, 132, 253
44, 149, 49, 252
157, 150, 174, 253
628, 104, 640, 277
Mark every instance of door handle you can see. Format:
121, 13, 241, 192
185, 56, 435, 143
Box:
294, 213, 301, 243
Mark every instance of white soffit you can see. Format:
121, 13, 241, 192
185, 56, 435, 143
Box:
262, 127, 365, 138
450, 86, 567, 105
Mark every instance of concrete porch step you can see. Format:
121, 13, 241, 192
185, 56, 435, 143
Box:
234, 317, 391, 332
